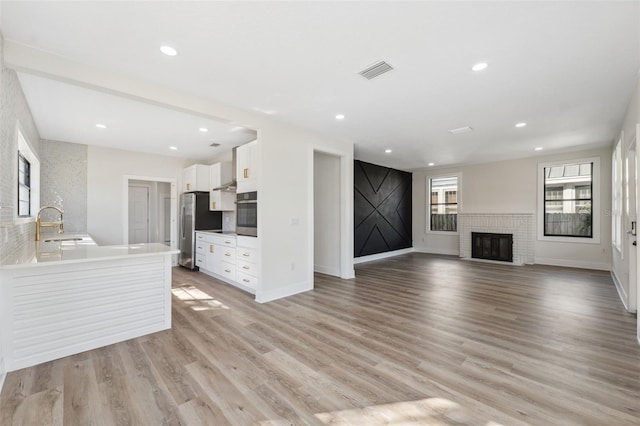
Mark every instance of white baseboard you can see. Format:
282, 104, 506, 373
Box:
610, 269, 630, 311
354, 248, 413, 264
412, 247, 459, 256
0, 372, 5, 395
256, 280, 312, 303
535, 257, 611, 271
314, 265, 341, 276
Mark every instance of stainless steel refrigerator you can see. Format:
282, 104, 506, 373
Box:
179, 192, 222, 269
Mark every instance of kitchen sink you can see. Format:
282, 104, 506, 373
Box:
44, 237, 85, 242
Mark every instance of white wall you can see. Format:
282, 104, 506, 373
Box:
87, 145, 186, 245
413, 146, 613, 270
612, 74, 640, 311
314, 151, 341, 276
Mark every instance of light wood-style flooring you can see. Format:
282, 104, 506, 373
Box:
1, 253, 640, 425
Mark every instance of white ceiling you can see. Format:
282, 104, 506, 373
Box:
16, 73, 257, 160
2, 1, 639, 170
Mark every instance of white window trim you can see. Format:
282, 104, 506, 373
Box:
425, 172, 462, 235
15, 125, 40, 224
537, 157, 600, 244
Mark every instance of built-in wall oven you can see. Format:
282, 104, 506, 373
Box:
236, 191, 257, 237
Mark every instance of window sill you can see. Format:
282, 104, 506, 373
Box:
537, 235, 600, 244
426, 230, 459, 236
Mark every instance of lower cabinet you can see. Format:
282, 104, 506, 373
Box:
195, 232, 258, 294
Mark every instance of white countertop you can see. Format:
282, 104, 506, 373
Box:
0, 234, 179, 269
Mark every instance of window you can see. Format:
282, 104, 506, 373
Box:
428, 176, 458, 232
16, 127, 40, 220
538, 157, 600, 243
18, 153, 31, 217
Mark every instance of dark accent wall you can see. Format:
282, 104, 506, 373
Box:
354, 160, 412, 257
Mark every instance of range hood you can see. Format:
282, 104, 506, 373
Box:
211, 146, 237, 192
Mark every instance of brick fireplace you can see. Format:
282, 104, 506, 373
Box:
459, 213, 535, 265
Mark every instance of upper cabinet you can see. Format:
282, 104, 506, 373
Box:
182, 164, 210, 192
209, 162, 235, 211
236, 140, 259, 193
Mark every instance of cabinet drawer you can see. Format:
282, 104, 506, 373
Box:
236, 271, 258, 289
209, 234, 237, 247
196, 233, 215, 244
220, 247, 236, 262
195, 242, 206, 255
220, 261, 236, 280
195, 255, 206, 268
236, 247, 256, 263
237, 259, 257, 276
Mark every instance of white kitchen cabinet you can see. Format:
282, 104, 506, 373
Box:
182, 164, 210, 192
236, 235, 259, 291
236, 140, 259, 193
209, 162, 235, 211
195, 231, 257, 294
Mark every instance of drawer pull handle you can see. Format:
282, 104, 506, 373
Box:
225, 241, 231, 244
242, 253, 250, 257
225, 253, 231, 256
225, 269, 231, 273
242, 266, 250, 270
243, 278, 250, 283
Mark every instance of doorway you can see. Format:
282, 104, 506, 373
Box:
628, 139, 637, 313
128, 185, 150, 243
313, 151, 341, 276
123, 176, 177, 251
310, 148, 355, 285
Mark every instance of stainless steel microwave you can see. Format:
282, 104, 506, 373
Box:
236, 191, 257, 237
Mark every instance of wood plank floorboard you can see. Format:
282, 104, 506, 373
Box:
2, 252, 640, 425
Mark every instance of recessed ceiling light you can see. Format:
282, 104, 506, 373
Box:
515, 122, 527, 128
385, 149, 392, 153
95, 123, 107, 129
199, 127, 208, 132
169, 146, 178, 150
428, 162, 435, 166
534, 147, 543, 151
160, 45, 177, 56
335, 114, 345, 120
471, 62, 488, 71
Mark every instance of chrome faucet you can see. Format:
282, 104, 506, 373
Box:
36, 206, 64, 241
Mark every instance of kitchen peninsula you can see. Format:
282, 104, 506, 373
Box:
0, 235, 177, 372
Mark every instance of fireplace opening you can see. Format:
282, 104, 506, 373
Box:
472, 232, 513, 262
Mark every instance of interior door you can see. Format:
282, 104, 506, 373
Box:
128, 185, 150, 244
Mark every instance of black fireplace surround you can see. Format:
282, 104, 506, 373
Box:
472, 232, 513, 262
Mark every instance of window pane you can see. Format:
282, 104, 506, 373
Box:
18, 185, 30, 202
429, 176, 458, 232
544, 161, 593, 238
19, 200, 30, 217
545, 186, 563, 200
575, 185, 591, 200
431, 214, 457, 232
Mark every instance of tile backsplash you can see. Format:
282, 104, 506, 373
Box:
40, 139, 88, 235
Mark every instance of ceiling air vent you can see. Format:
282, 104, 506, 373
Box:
359, 61, 394, 80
